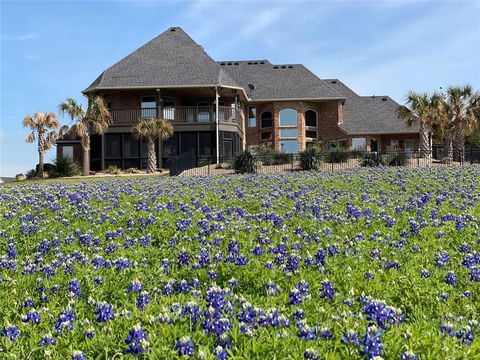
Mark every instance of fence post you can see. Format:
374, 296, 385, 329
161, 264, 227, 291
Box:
208, 157, 211, 176
417, 152, 420, 167
290, 154, 294, 172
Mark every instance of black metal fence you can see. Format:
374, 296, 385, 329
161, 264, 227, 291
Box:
168, 149, 480, 176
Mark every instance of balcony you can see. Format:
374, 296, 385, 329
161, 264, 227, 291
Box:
109, 106, 241, 126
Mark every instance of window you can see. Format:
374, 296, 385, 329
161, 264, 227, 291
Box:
280, 140, 298, 153
261, 111, 272, 128
261, 131, 272, 140
106, 134, 121, 158
305, 130, 317, 139
390, 140, 399, 150
305, 110, 317, 127
123, 134, 139, 158
199, 132, 214, 157
163, 98, 175, 120
231, 103, 237, 121
141, 96, 156, 118
248, 107, 256, 127
280, 128, 298, 138
370, 138, 378, 152
62, 146, 73, 159
352, 138, 366, 150
279, 108, 297, 126
197, 102, 211, 122
405, 140, 415, 155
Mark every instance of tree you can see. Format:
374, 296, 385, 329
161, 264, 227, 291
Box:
397, 91, 444, 157
442, 85, 480, 161
59, 95, 111, 176
131, 118, 173, 173
22, 111, 59, 178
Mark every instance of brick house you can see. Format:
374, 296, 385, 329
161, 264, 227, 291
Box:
57, 27, 419, 170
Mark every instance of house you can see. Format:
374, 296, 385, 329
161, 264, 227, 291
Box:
57, 27, 419, 171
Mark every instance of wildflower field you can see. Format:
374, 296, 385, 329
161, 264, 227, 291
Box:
0, 166, 479, 359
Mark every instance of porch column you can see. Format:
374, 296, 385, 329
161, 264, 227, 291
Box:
215, 87, 220, 164
101, 134, 105, 170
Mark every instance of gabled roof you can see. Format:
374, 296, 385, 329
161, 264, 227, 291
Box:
217, 60, 344, 101
325, 79, 420, 135
84, 27, 239, 92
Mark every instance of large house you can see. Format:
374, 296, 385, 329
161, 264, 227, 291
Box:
57, 27, 419, 171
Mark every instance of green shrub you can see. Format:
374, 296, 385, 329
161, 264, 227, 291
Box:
233, 151, 258, 174
49, 156, 79, 177
25, 169, 37, 179
383, 152, 407, 167
327, 148, 351, 163
255, 145, 290, 165
360, 153, 382, 167
299, 147, 323, 171
35, 163, 55, 175
105, 165, 121, 175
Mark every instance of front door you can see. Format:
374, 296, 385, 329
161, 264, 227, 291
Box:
370, 138, 378, 152
222, 140, 233, 161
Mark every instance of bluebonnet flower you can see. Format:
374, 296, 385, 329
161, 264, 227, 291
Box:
445, 271, 457, 286
94, 302, 114, 322
72, 350, 86, 360
359, 325, 383, 359
213, 345, 228, 360
470, 266, 480, 282
364, 272, 375, 280
94, 276, 104, 285
439, 292, 450, 302
420, 269, 431, 278
22, 309, 40, 325
127, 280, 143, 293
55, 307, 75, 334
68, 279, 82, 298
1, 323, 20, 341
84, 326, 95, 339
341, 329, 359, 346
297, 319, 317, 340
178, 250, 189, 266
136, 291, 151, 311
304, 348, 319, 360
175, 336, 195, 357
39, 333, 56, 346
125, 324, 149, 354
400, 351, 418, 360
266, 281, 279, 296
320, 280, 335, 300
435, 250, 450, 268
319, 327, 334, 340
440, 322, 456, 337
360, 296, 404, 329
288, 288, 303, 306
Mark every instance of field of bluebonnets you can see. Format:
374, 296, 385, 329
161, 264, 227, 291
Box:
1, 166, 479, 359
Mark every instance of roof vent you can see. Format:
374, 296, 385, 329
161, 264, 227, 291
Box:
260, 61, 265, 64
247, 62, 253, 65
227, 62, 232, 65
220, 63, 225, 66
281, 66, 286, 69
273, 66, 279, 69
234, 62, 239, 65
253, 62, 258, 65
381, 97, 388, 101
170, 28, 176, 32
288, 65, 293, 68
331, 80, 337, 84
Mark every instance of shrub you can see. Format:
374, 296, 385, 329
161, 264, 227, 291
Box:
255, 145, 290, 165
35, 163, 55, 176
49, 156, 79, 177
233, 151, 258, 174
105, 165, 122, 175
299, 147, 323, 171
327, 148, 351, 163
383, 152, 407, 167
26, 169, 37, 179
124, 168, 142, 174
360, 153, 382, 167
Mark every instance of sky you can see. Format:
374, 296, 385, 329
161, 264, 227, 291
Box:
1, 0, 479, 176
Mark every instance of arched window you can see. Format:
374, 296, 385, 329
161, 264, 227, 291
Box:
279, 108, 297, 126
261, 111, 272, 128
305, 110, 317, 127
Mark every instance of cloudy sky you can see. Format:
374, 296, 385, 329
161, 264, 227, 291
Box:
1, 0, 479, 176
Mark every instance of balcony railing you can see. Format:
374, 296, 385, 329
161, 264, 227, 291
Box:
109, 106, 240, 125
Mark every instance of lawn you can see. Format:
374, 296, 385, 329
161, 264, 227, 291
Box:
0, 166, 479, 359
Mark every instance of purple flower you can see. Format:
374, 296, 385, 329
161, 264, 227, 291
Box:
136, 291, 151, 311
470, 266, 480, 282
445, 271, 457, 286
359, 325, 384, 359
22, 309, 40, 325
39, 333, 56, 347
94, 302, 114, 322
320, 280, 335, 300
125, 325, 149, 354
304, 348, 319, 360
1, 324, 20, 341
175, 336, 195, 357
68, 279, 82, 299
127, 280, 143, 293
401, 351, 419, 360
72, 350, 86, 360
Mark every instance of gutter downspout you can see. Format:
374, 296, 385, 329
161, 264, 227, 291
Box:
215, 87, 220, 164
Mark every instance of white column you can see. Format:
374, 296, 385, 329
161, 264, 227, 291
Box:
215, 87, 220, 164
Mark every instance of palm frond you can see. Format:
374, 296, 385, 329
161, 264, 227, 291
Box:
25, 131, 35, 143
59, 98, 84, 121
22, 115, 37, 129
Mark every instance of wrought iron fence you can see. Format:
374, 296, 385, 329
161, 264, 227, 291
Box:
167, 149, 480, 177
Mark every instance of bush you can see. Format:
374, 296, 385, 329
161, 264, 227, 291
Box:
105, 165, 121, 175
383, 152, 407, 167
26, 169, 37, 179
360, 153, 382, 167
299, 147, 323, 171
327, 148, 351, 163
255, 145, 290, 165
49, 156, 79, 177
233, 151, 258, 174
35, 163, 55, 175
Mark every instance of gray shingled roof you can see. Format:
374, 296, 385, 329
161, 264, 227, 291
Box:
84, 27, 239, 92
217, 60, 344, 101
325, 79, 420, 135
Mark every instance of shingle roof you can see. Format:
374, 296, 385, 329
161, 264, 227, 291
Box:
217, 60, 344, 101
325, 79, 420, 135
84, 27, 239, 92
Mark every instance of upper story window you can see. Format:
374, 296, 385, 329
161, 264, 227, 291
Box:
305, 110, 317, 127
261, 111, 272, 128
248, 106, 256, 127
279, 108, 297, 126
141, 96, 156, 118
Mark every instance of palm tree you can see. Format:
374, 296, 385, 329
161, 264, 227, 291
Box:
442, 85, 480, 161
397, 91, 444, 157
59, 95, 111, 176
22, 111, 60, 177
131, 118, 173, 173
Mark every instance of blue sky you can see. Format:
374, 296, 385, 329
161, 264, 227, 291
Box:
1, 0, 479, 176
